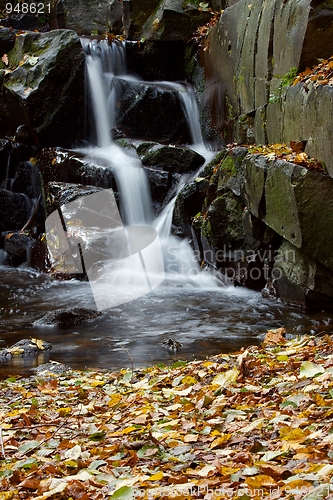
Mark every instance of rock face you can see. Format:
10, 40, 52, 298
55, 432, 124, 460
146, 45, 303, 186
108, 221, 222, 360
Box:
116, 79, 192, 144
0, 29, 85, 148
37, 148, 117, 214
203, 0, 333, 175
175, 147, 333, 309
58, 0, 212, 40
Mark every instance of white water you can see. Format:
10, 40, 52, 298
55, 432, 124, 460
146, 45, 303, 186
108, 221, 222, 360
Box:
81, 39, 218, 293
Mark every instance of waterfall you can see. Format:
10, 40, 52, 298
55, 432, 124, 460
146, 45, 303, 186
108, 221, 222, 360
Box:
77, 38, 218, 306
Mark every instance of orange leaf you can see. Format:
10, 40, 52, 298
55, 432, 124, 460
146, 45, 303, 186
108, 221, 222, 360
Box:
263, 327, 286, 344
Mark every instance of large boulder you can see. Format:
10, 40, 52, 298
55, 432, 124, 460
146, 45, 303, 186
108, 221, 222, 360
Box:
58, 0, 131, 35
138, 144, 205, 174
57, 0, 212, 40
0, 30, 85, 148
37, 148, 117, 213
139, 0, 211, 41
273, 240, 333, 310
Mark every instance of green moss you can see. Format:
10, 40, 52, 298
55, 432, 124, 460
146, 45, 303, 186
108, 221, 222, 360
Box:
269, 67, 298, 103
201, 193, 244, 248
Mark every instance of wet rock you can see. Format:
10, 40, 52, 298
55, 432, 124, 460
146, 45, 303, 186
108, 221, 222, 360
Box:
140, 0, 211, 41
144, 167, 174, 208
173, 177, 209, 237
5, 232, 33, 267
139, 144, 205, 174
273, 240, 333, 311
46, 182, 103, 215
31, 361, 73, 375
0, 338, 52, 362
0, 14, 44, 31
242, 154, 268, 220
59, 0, 131, 35
33, 307, 103, 328
173, 150, 227, 236
116, 79, 192, 144
0, 30, 85, 148
0, 188, 31, 231
37, 148, 117, 212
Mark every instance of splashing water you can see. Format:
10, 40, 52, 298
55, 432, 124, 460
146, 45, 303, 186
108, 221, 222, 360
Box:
80, 38, 217, 291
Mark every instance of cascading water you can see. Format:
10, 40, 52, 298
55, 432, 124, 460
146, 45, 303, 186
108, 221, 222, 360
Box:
80, 38, 217, 290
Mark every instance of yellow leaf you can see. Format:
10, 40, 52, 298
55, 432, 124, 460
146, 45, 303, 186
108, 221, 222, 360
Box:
30, 338, 45, 350
181, 376, 197, 386
246, 474, 277, 488
313, 393, 327, 407
122, 426, 137, 434
212, 367, 239, 387
149, 471, 163, 481
108, 394, 122, 407
6, 347, 24, 355
210, 434, 231, 449
91, 380, 105, 387
279, 427, 307, 442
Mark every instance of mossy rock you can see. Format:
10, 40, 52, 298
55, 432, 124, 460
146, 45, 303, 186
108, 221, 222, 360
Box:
201, 192, 245, 248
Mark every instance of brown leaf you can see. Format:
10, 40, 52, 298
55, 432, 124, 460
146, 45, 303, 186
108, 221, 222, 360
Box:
290, 140, 304, 153
263, 327, 286, 344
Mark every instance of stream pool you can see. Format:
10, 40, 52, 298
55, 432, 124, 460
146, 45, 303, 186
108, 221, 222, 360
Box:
0, 265, 332, 378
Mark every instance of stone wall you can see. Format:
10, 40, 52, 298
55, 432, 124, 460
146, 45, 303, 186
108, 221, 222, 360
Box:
174, 148, 333, 310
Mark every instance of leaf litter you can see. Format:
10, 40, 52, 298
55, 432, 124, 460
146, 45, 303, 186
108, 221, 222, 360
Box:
1, 332, 333, 498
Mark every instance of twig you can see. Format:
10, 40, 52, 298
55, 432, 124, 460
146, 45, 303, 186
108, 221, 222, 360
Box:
120, 346, 134, 386
0, 427, 6, 459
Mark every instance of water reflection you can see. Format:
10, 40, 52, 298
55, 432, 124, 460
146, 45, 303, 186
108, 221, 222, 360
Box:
0, 266, 332, 378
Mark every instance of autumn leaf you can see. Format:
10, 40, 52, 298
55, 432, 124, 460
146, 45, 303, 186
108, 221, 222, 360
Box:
1, 54, 8, 66
263, 327, 286, 344
300, 361, 325, 378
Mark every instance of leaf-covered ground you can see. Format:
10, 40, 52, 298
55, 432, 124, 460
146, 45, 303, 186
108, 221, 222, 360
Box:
1, 333, 333, 499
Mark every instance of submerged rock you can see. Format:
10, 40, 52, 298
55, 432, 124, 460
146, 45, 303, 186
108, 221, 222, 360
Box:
33, 308, 103, 329
31, 361, 73, 375
0, 338, 52, 362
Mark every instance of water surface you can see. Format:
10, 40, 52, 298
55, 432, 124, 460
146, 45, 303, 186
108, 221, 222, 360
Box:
0, 266, 331, 378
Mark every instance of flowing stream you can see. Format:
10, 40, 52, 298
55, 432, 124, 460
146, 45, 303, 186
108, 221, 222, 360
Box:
0, 40, 332, 377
